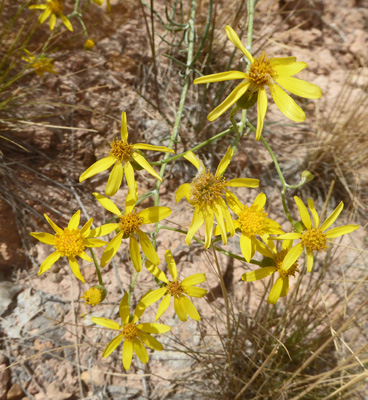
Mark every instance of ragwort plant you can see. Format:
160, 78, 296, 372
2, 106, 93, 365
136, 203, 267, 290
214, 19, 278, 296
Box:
25, 0, 364, 397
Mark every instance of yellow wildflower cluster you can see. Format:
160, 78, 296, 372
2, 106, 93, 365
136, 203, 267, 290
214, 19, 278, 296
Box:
29, 21, 359, 374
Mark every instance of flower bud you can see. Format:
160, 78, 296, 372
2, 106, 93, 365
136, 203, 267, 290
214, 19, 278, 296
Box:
84, 39, 95, 50
81, 285, 106, 306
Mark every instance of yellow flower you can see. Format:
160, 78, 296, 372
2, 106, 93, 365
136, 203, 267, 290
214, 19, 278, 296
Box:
193, 25, 322, 140
29, 0, 73, 32
22, 49, 57, 77
30, 210, 107, 283
81, 285, 107, 306
242, 239, 300, 304
216, 192, 284, 262
276, 196, 359, 272
175, 147, 259, 248
79, 112, 174, 198
84, 39, 95, 50
92, 0, 111, 12
90, 190, 172, 271
92, 292, 171, 370
141, 249, 207, 321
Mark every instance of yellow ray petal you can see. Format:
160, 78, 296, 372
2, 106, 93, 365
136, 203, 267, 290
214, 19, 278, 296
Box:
194, 70, 248, 84
29, 5, 48, 9
181, 296, 200, 320
282, 243, 304, 271
204, 211, 214, 248
255, 240, 275, 258
184, 286, 207, 298
44, 214, 63, 234
102, 334, 123, 358
164, 249, 177, 280
78, 251, 92, 262
255, 87, 267, 140
280, 276, 290, 297
216, 146, 233, 177
39, 7, 51, 24
145, 261, 169, 283
30, 232, 56, 245
174, 296, 187, 321
268, 83, 306, 122
105, 162, 123, 196
124, 161, 136, 200
38, 251, 61, 275
84, 238, 107, 248
138, 206, 172, 225
93, 193, 121, 216
129, 234, 142, 272
139, 287, 167, 309
80, 218, 93, 237
268, 277, 284, 304
242, 266, 276, 281
294, 196, 311, 229
133, 143, 174, 153
122, 339, 133, 370
275, 76, 322, 99
320, 201, 344, 232
306, 248, 314, 272
175, 183, 191, 203
131, 152, 161, 181
307, 198, 320, 228
207, 81, 251, 121
155, 294, 171, 320
240, 234, 253, 262
89, 223, 119, 238
270, 57, 296, 66
224, 25, 254, 63
68, 210, 81, 230
49, 13, 56, 31
226, 178, 259, 188
137, 331, 164, 351
213, 203, 227, 245
133, 338, 148, 364
120, 111, 128, 141
137, 230, 160, 265
119, 292, 130, 324
125, 183, 137, 213
275, 232, 302, 240
184, 151, 202, 171
272, 61, 307, 76
137, 323, 171, 334
101, 233, 123, 267
79, 156, 115, 182
325, 225, 359, 239
182, 273, 207, 287
185, 208, 204, 246
60, 14, 73, 31
68, 256, 85, 283
225, 192, 243, 215
254, 192, 267, 209
92, 317, 121, 330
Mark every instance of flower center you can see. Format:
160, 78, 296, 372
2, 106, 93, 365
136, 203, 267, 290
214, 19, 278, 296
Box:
54, 228, 85, 257
81, 287, 103, 307
238, 204, 269, 236
119, 211, 143, 235
122, 323, 139, 341
248, 52, 276, 87
167, 280, 184, 297
190, 170, 227, 208
49, 0, 63, 15
301, 229, 328, 252
109, 139, 134, 163
274, 249, 299, 278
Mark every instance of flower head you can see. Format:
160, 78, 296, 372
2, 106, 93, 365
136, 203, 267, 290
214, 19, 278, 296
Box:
30, 210, 107, 282
29, 0, 73, 31
81, 285, 107, 306
141, 249, 207, 321
175, 147, 259, 248
92, 292, 171, 370
276, 196, 359, 272
194, 25, 322, 140
22, 49, 57, 76
219, 193, 284, 262
93, 0, 111, 12
79, 112, 174, 199
84, 39, 95, 50
90, 190, 171, 271
242, 239, 300, 304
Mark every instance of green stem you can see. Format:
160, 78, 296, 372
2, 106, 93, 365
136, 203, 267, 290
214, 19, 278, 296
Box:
128, 272, 139, 308
152, 0, 196, 248
150, 126, 234, 166
90, 248, 104, 286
